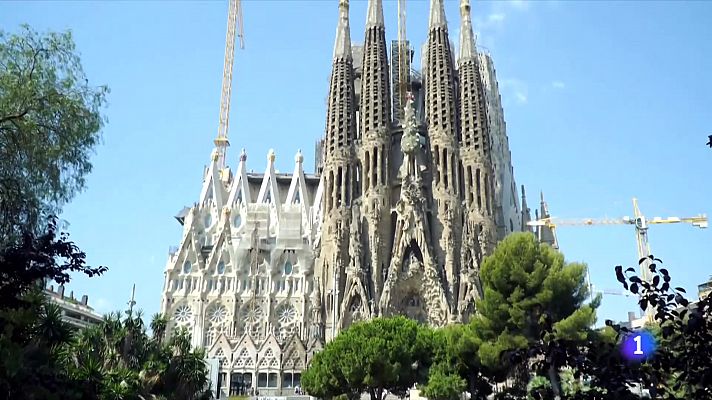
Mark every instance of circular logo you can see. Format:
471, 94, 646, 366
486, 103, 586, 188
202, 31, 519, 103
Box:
620, 330, 657, 362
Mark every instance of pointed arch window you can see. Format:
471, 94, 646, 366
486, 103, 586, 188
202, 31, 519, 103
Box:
284, 260, 293, 275
183, 261, 192, 274
217, 261, 226, 275
294, 190, 301, 204
234, 214, 242, 228
204, 214, 212, 228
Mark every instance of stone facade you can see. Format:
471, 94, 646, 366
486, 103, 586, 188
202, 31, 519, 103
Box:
159, 0, 533, 397
478, 52, 522, 240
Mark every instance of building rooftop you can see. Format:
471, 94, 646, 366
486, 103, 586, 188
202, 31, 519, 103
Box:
44, 284, 103, 329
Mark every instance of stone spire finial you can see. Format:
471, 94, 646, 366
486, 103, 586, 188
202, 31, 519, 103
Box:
459, 0, 476, 61
366, 0, 384, 28
239, 148, 247, 162
268, 149, 276, 163
333, 0, 352, 60
429, 0, 448, 30
295, 149, 304, 164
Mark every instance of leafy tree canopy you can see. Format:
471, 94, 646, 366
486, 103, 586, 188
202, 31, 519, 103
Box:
302, 317, 432, 400
472, 233, 597, 371
0, 25, 108, 245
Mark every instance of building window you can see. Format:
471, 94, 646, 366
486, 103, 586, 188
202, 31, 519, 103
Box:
258, 373, 268, 388
204, 214, 212, 228
284, 260, 293, 275
183, 261, 192, 274
217, 261, 226, 275
268, 373, 279, 388
234, 214, 242, 227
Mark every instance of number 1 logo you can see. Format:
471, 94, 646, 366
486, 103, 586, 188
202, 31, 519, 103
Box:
633, 335, 643, 355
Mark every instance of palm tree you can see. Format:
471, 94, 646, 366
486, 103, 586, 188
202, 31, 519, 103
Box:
35, 301, 71, 346
150, 313, 168, 344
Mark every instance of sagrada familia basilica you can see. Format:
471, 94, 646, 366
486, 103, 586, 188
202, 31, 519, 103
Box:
159, 0, 556, 395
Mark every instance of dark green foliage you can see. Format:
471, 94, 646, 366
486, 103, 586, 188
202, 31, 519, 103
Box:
0, 25, 108, 245
61, 311, 211, 400
420, 366, 466, 400
472, 233, 597, 394
0, 219, 209, 400
0, 216, 107, 308
421, 324, 493, 400
611, 257, 712, 399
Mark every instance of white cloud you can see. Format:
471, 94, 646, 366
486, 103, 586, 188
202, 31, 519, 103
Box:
552, 81, 566, 89
508, 0, 532, 11
488, 13, 506, 23
500, 78, 529, 105
92, 297, 114, 314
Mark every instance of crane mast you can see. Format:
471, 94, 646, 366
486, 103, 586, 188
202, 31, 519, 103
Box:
397, 0, 409, 109
528, 198, 708, 321
214, 0, 245, 172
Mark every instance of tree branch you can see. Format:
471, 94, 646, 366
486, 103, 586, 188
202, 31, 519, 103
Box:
0, 110, 29, 124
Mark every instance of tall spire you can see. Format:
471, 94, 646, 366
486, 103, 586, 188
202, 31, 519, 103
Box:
333, 0, 352, 60
429, 0, 448, 30
359, 0, 391, 308
366, 0, 384, 28
324, 0, 357, 156
459, 0, 476, 61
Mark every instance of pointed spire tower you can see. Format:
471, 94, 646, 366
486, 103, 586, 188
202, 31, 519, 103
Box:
358, 0, 392, 307
425, 0, 462, 313
458, 0, 496, 258
521, 185, 532, 232
317, 0, 358, 341
537, 192, 558, 248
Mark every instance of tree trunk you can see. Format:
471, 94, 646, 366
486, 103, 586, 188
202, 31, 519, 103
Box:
468, 374, 478, 400
547, 364, 562, 400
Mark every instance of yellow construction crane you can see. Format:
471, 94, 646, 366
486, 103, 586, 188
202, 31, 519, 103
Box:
528, 198, 707, 320
214, 0, 245, 172
397, 0, 409, 108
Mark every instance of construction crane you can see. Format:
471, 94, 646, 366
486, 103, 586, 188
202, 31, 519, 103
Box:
528, 198, 707, 320
397, 0, 409, 109
214, 0, 245, 172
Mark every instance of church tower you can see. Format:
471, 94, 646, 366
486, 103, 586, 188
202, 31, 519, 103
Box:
456, 0, 497, 319
317, 0, 359, 340
354, 0, 391, 310
424, 0, 464, 313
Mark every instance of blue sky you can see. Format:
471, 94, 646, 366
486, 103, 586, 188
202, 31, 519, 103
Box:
3, 0, 711, 325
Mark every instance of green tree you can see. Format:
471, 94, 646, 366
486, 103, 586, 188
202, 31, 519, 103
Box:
61, 310, 211, 400
472, 233, 597, 397
0, 25, 108, 245
302, 317, 432, 400
421, 324, 494, 400
420, 366, 466, 400
0, 218, 108, 399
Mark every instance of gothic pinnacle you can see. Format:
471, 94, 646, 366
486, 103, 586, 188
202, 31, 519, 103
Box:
366, 0, 384, 28
459, 0, 477, 61
333, 0, 352, 60
429, 0, 448, 31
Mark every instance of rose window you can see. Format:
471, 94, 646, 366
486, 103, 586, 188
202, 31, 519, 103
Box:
209, 304, 228, 324
276, 302, 297, 325
240, 301, 264, 324
174, 305, 193, 323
